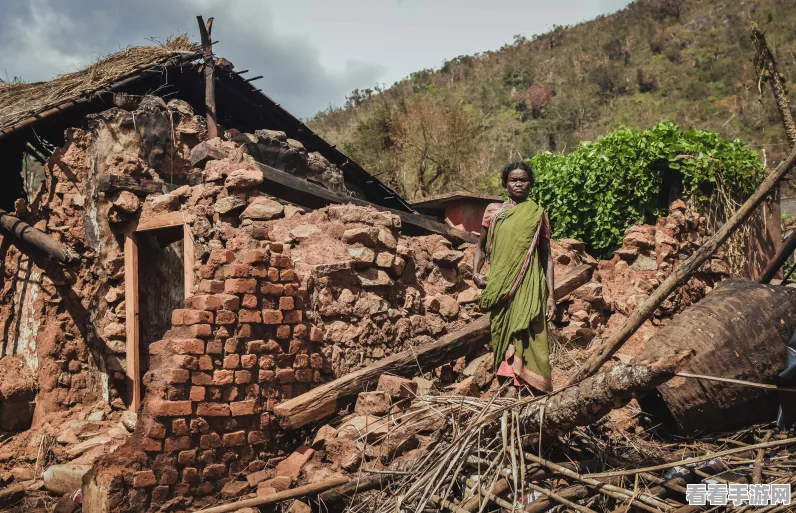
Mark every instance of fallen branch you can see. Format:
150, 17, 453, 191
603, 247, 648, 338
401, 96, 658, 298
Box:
675, 371, 796, 393
193, 477, 349, 513
0, 209, 79, 264
568, 143, 796, 385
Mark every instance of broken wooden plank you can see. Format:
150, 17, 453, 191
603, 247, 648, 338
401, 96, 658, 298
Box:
253, 161, 478, 245
124, 231, 140, 411
0, 209, 79, 264
98, 174, 178, 196
568, 143, 796, 385
134, 211, 185, 232
197, 16, 218, 140
274, 265, 592, 430
553, 264, 593, 301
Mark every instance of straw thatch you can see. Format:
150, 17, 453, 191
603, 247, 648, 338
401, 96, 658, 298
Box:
0, 36, 200, 133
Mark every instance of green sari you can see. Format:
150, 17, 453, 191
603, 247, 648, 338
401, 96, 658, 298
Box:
478, 199, 552, 392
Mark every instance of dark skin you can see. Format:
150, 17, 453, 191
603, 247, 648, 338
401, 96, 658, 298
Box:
472, 168, 556, 322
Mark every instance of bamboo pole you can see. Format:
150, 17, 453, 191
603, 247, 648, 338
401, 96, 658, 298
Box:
568, 143, 796, 385
192, 477, 349, 513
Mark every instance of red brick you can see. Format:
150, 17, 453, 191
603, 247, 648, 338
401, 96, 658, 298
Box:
264, 340, 283, 353
225, 338, 240, 353
265, 267, 280, 282
275, 446, 314, 479
149, 340, 169, 355
215, 310, 237, 324
276, 325, 291, 340
262, 309, 283, 324
259, 370, 275, 382
261, 282, 284, 295
141, 437, 162, 452
196, 402, 231, 416
191, 324, 213, 338
159, 468, 178, 486
295, 369, 313, 383
206, 339, 224, 354
288, 339, 306, 354
172, 309, 185, 326
177, 450, 197, 466
283, 310, 302, 324
214, 370, 235, 385
310, 353, 323, 369
225, 264, 253, 278
258, 355, 276, 369
174, 338, 205, 355
145, 422, 166, 439
190, 386, 206, 401
222, 430, 247, 447
172, 418, 189, 436
166, 369, 190, 384
238, 309, 262, 323
241, 354, 257, 368
164, 436, 192, 452
248, 430, 269, 445
271, 254, 291, 269
279, 269, 296, 282
191, 372, 213, 385
182, 467, 201, 484
200, 433, 222, 449
284, 284, 300, 296
276, 368, 295, 384
152, 485, 170, 503
229, 400, 257, 416
203, 464, 227, 480
217, 294, 241, 310
309, 327, 323, 342
235, 370, 252, 384
251, 264, 269, 278
241, 294, 258, 309
197, 355, 213, 371
199, 264, 216, 279
293, 324, 308, 340
149, 400, 192, 417
225, 278, 257, 294
210, 249, 235, 264
241, 249, 268, 264
268, 242, 284, 253
223, 355, 240, 369
222, 387, 240, 402
199, 279, 225, 293
293, 354, 309, 368
133, 470, 157, 488
278, 296, 295, 311
246, 340, 265, 354
191, 294, 222, 311
183, 309, 213, 325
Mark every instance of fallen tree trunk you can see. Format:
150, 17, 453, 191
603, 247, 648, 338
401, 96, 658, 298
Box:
275, 265, 593, 430
0, 210, 79, 264
568, 143, 796, 385
634, 279, 796, 435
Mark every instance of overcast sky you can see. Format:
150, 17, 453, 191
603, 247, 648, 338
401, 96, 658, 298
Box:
1, 0, 632, 119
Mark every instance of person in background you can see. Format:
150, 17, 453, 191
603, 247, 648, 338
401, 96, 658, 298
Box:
472, 161, 555, 393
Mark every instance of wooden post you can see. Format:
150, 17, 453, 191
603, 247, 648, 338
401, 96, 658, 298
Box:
568, 144, 796, 385
124, 231, 141, 411
197, 16, 217, 140
760, 229, 796, 283
183, 224, 195, 299
0, 209, 79, 264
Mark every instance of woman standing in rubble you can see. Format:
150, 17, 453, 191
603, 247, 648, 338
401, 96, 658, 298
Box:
472, 162, 555, 394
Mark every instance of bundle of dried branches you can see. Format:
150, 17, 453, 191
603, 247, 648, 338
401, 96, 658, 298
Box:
0, 35, 200, 131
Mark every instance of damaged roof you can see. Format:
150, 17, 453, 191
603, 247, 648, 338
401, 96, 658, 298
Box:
0, 37, 412, 212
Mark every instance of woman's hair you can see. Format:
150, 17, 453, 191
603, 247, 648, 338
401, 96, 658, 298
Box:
501, 161, 535, 188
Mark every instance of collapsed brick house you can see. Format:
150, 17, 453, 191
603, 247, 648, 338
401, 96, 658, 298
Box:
0, 36, 760, 513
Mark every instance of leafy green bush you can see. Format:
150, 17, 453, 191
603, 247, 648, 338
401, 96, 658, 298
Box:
529, 122, 763, 255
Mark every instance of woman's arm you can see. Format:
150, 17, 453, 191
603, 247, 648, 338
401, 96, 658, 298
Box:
472, 226, 489, 288
539, 237, 556, 321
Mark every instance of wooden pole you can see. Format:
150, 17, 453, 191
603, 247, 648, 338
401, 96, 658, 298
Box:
193, 477, 350, 513
751, 24, 796, 146
197, 16, 218, 140
124, 231, 141, 411
568, 144, 796, 385
760, 229, 796, 283
0, 210, 78, 264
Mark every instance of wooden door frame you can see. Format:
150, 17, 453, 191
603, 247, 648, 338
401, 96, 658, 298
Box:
124, 212, 194, 411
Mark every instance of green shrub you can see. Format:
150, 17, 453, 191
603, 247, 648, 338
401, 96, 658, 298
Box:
529, 122, 763, 255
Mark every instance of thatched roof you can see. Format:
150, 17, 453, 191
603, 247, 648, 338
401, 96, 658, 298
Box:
0, 36, 200, 133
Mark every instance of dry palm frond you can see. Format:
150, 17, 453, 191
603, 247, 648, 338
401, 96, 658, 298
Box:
0, 35, 200, 131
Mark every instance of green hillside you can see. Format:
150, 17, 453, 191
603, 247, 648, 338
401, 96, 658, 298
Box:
308, 0, 796, 201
